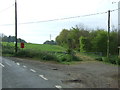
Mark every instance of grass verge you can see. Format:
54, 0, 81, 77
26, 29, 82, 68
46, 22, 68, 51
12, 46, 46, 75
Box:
2, 43, 82, 64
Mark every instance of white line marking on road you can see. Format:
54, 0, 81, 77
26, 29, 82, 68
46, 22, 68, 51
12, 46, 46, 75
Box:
55, 85, 62, 89
39, 75, 48, 80
0, 63, 4, 67
5, 62, 11, 66
30, 69, 36, 73
16, 63, 20, 66
23, 65, 26, 68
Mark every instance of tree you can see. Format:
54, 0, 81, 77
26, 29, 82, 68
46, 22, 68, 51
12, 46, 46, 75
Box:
43, 40, 56, 45
91, 30, 107, 55
79, 36, 91, 52
56, 25, 90, 50
2, 35, 27, 43
56, 29, 69, 47
67, 27, 80, 50
109, 30, 118, 55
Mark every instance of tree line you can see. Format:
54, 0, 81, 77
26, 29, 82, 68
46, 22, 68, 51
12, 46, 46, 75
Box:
56, 25, 118, 56
0, 34, 27, 43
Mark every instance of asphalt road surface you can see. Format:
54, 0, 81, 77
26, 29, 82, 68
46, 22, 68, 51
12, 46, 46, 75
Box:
0, 56, 119, 89
1, 57, 68, 88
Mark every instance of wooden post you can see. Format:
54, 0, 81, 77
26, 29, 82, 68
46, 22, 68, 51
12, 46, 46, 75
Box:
107, 10, 110, 58
15, 0, 18, 53
118, 46, 120, 58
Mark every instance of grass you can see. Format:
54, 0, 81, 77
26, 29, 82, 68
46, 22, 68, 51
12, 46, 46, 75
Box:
102, 56, 120, 65
75, 52, 96, 61
1, 42, 82, 64
76, 51, 120, 65
2, 42, 66, 52
3, 42, 119, 65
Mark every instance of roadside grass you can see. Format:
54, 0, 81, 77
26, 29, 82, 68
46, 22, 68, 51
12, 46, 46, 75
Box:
75, 52, 96, 61
2, 42, 82, 64
102, 56, 120, 66
2, 42, 66, 52
2, 44, 15, 55
76, 51, 120, 66
3, 42, 119, 65
15, 50, 82, 64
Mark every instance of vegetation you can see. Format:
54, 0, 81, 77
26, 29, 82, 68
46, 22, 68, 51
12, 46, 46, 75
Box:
2, 42, 65, 52
43, 40, 57, 45
1, 24, 119, 65
1, 34, 27, 43
2, 42, 81, 64
79, 36, 89, 52
96, 56, 120, 65
56, 26, 118, 56
56, 25, 119, 65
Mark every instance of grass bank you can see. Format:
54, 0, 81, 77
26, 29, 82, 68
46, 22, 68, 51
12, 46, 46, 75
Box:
2, 42, 82, 64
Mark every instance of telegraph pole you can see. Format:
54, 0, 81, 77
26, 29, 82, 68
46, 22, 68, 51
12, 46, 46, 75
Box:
118, 1, 120, 58
107, 10, 110, 58
15, 0, 17, 53
50, 34, 51, 41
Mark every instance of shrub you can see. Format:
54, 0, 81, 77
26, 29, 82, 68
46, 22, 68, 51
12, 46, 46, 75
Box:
15, 49, 57, 61
56, 54, 68, 62
116, 57, 120, 65
2, 45, 15, 55
102, 57, 109, 62
95, 57, 102, 61
15, 49, 36, 57
41, 52, 57, 60
56, 54, 82, 62
109, 56, 117, 64
102, 56, 120, 65
72, 55, 82, 61
66, 49, 73, 54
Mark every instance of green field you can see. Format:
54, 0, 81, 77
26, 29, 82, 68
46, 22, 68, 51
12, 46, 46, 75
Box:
2, 42, 119, 65
2, 42, 66, 52
1, 42, 82, 63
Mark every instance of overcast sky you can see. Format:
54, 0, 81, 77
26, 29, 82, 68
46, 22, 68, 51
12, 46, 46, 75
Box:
0, 0, 119, 44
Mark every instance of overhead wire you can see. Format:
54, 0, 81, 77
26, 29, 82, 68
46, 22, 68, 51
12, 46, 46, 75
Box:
0, 4, 14, 13
0, 8, 119, 26
17, 11, 108, 25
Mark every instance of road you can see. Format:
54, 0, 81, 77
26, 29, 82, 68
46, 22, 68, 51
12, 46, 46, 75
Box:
0, 56, 119, 89
1, 57, 68, 88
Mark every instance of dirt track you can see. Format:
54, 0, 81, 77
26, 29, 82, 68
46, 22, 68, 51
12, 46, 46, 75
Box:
5, 57, 119, 88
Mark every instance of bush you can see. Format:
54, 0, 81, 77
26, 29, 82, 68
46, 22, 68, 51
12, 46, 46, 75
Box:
2, 45, 15, 55
116, 57, 120, 65
95, 57, 102, 61
56, 54, 82, 62
102, 57, 109, 62
15, 49, 57, 61
2, 43, 82, 63
66, 49, 74, 54
41, 52, 57, 60
109, 57, 117, 64
72, 55, 82, 61
102, 56, 120, 65
15, 49, 36, 57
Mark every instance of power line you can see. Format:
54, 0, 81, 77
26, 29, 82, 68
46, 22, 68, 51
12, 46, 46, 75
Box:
110, 8, 120, 12
0, 24, 14, 26
18, 11, 108, 25
0, 4, 14, 13
0, 8, 119, 26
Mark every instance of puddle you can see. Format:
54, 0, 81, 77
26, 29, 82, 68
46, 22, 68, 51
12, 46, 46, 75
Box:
52, 68, 58, 70
62, 79, 82, 83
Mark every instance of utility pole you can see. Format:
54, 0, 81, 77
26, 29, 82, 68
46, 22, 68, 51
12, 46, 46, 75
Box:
15, 0, 17, 53
107, 10, 110, 58
118, 1, 120, 58
50, 34, 51, 41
